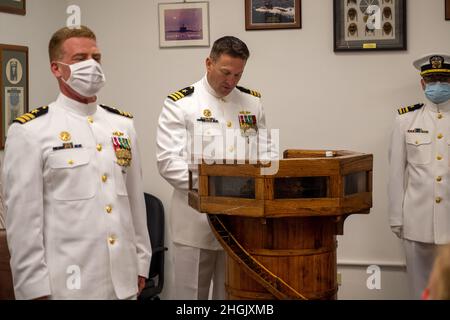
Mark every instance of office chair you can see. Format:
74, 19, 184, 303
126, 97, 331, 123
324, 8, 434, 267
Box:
138, 193, 167, 300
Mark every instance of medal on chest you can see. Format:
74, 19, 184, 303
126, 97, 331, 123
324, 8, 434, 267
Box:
239, 111, 258, 137
112, 131, 132, 167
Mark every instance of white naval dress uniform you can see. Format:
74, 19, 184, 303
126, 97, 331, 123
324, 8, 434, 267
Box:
2, 94, 151, 300
157, 76, 268, 299
388, 100, 450, 299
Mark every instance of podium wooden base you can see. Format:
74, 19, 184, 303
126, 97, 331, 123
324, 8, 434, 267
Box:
223, 216, 337, 300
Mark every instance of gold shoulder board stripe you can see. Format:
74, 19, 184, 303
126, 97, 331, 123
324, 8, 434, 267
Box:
168, 86, 194, 102
236, 86, 262, 98
100, 104, 133, 118
397, 103, 424, 115
13, 106, 49, 125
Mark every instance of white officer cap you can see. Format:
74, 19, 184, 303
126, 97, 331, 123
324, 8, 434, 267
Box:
413, 53, 450, 77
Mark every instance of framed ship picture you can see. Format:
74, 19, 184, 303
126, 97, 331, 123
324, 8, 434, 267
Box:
0, 0, 26, 15
334, 0, 407, 51
0, 44, 29, 149
158, 2, 210, 48
245, 0, 301, 30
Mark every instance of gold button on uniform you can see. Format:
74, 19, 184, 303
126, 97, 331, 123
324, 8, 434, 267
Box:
97, 144, 103, 152
415, 141, 419, 145
106, 205, 112, 214
437, 176, 443, 182
108, 236, 116, 245
88, 116, 94, 124
102, 174, 108, 183
68, 160, 74, 165
436, 197, 443, 204
228, 146, 234, 153
437, 155, 443, 161
227, 121, 232, 128
438, 133, 444, 139
438, 114, 443, 119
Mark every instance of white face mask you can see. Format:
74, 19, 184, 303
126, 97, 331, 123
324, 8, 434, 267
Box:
57, 59, 106, 97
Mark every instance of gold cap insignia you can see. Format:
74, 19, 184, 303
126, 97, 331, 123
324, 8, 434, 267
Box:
430, 56, 444, 69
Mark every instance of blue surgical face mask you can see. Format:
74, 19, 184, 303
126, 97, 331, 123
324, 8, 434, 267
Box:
424, 82, 450, 105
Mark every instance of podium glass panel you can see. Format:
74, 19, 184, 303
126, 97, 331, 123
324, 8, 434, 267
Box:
209, 176, 255, 199
344, 172, 367, 195
274, 177, 328, 199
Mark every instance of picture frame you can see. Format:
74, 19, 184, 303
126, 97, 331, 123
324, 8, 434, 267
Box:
446, 0, 450, 20
245, 0, 301, 30
158, 2, 210, 48
0, 0, 26, 16
0, 44, 29, 149
333, 0, 407, 52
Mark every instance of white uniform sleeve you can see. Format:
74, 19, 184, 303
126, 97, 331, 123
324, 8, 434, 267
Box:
387, 115, 407, 227
126, 125, 152, 278
156, 99, 190, 191
2, 124, 51, 300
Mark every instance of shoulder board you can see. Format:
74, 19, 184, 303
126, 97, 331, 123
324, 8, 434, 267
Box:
100, 104, 133, 118
236, 86, 261, 98
13, 106, 49, 125
168, 86, 194, 102
397, 103, 424, 115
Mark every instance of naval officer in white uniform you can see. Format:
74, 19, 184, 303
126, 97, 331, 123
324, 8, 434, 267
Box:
2, 26, 151, 300
388, 53, 450, 299
157, 36, 273, 299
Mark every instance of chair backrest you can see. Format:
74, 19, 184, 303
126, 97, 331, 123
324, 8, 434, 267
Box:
143, 193, 166, 297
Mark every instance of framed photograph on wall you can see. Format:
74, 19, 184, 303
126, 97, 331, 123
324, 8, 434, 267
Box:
0, 44, 28, 149
0, 0, 26, 15
158, 2, 210, 48
245, 0, 301, 30
446, 0, 450, 20
334, 0, 407, 52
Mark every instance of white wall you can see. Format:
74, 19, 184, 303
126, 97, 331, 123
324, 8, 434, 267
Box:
4, 0, 450, 299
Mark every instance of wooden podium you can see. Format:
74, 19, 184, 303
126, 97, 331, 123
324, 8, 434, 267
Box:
189, 150, 373, 300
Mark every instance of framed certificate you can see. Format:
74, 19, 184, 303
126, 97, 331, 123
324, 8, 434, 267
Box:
0, 44, 29, 149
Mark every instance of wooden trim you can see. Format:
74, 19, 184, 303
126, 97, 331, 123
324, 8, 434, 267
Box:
201, 197, 265, 217
446, 0, 450, 20
264, 198, 342, 217
198, 176, 208, 196
0, 0, 26, 16
255, 178, 264, 200
248, 245, 337, 257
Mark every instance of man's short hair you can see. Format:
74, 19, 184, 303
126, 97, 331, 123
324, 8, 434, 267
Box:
209, 36, 250, 62
48, 26, 96, 62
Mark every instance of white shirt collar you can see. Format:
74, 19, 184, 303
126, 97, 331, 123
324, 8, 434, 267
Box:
56, 93, 97, 116
201, 75, 235, 101
425, 98, 450, 113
